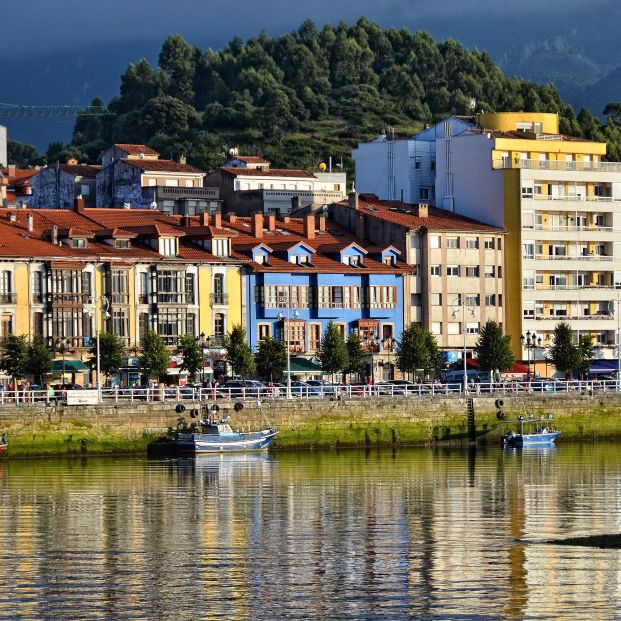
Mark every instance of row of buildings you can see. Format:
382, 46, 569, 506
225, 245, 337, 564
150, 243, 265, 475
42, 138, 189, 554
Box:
2, 110, 619, 379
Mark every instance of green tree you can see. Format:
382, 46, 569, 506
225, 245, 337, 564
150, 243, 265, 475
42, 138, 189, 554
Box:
25, 335, 52, 385
0, 334, 29, 387
224, 325, 255, 378
255, 336, 286, 381
474, 320, 515, 374
424, 331, 442, 375
577, 334, 594, 380
547, 322, 579, 378
319, 322, 349, 379
90, 332, 124, 384
395, 323, 430, 381
140, 332, 170, 382
345, 332, 365, 379
176, 334, 203, 381
6, 140, 41, 167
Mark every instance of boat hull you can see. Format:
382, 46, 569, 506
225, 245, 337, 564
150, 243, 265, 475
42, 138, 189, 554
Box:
504, 431, 560, 446
176, 429, 278, 454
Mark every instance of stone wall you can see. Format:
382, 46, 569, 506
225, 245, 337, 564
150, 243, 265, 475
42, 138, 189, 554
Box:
1, 392, 621, 456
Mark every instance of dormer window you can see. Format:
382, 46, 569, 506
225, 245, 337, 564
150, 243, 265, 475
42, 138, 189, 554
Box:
383, 256, 396, 266
345, 255, 362, 267
255, 254, 265, 265
212, 238, 229, 257
115, 239, 130, 249
70, 238, 87, 249
159, 237, 177, 257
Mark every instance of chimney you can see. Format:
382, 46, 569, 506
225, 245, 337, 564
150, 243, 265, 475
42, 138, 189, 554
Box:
348, 190, 359, 210
7, 211, 16, 223
178, 154, 187, 165
318, 215, 327, 232
213, 212, 222, 228
251, 212, 264, 239
27, 212, 34, 232
413, 204, 428, 218
7, 165, 16, 177
74, 194, 85, 213
227, 213, 237, 223
267, 214, 276, 232
51, 225, 58, 244
282, 215, 290, 224
199, 212, 210, 227
355, 213, 365, 240
303, 214, 315, 240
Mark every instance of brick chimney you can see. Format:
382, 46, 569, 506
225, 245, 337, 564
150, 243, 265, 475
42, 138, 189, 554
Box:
74, 195, 85, 213
251, 212, 264, 239
7, 165, 16, 177
348, 190, 359, 210
282, 215, 290, 224
199, 212, 210, 227
318, 215, 327, 232
303, 214, 315, 240
27, 212, 34, 232
267, 214, 276, 232
213, 212, 222, 228
227, 213, 237, 223
355, 213, 365, 240
412, 204, 428, 218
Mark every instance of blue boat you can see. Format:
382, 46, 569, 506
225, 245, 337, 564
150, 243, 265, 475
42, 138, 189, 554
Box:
503, 415, 560, 446
176, 415, 278, 454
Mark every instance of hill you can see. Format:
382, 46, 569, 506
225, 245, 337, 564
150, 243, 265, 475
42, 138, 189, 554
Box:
30, 20, 621, 171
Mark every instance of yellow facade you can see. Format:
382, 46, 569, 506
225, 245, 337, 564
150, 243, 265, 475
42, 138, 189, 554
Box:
226, 268, 242, 331
478, 111, 560, 135
14, 263, 29, 336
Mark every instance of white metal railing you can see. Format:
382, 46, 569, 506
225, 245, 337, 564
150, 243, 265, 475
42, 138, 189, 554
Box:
1, 381, 620, 405
493, 158, 621, 174
524, 225, 614, 232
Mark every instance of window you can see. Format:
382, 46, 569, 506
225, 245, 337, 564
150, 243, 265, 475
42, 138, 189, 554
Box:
523, 303, 535, 319
523, 270, 534, 289
32, 311, 43, 336
165, 179, 179, 187
157, 270, 185, 304
115, 239, 130, 249
465, 266, 479, 277
465, 294, 480, 306
281, 319, 306, 353
447, 265, 460, 277
431, 293, 442, 306
466, 237, 479, 249
139, 312, 149, 341
214, 313, 225, 337
497, 266, 502, 278
80, 183, 90, 196
185, 273, 195, 304
212, 238, 229, 257
414, 157, 421, 170
258, 324, 271, 341
446, 237, 460, 249
309, 324, 321, 352
383, 255, 396, 266
410, 293, 421, 306
110, 270, 129, 305
431, 265, 441, 277
431, 322, 442, 335
430, 235, 441, 249
484, 294, 496, 306
448, 322, 460, 335
32, 271, 43, 304
148, 178, 157, 187
70, 238, 87, 248
466, 322, 480, 334
419, 187, 430, 201
112, 309, 128, 337
523, 242, 534, 259
138, 272, 149, 304
484, 237, 495, 250
159, 237, 177, 257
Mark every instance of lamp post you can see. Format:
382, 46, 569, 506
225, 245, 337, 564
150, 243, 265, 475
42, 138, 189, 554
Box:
93, 296, 110, 396
451, 294, 476, 393
368, 332, 378, 384
278, 307, 299, 399
196, 331, 207, 384
520, 331, 542, 382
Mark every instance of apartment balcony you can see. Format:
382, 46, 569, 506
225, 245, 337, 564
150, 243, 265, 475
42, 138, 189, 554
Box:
0, 292, 16, 304
493, 158, 621, 174
48, 335, 132, 350
109, 293, 130, 305
524, 224, 614, 233
48, 292, 91, 305
148, 186, 220, 201
210, 293, 229, 306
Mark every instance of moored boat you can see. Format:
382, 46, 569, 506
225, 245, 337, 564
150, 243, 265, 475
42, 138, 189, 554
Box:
0, 432, 7, 454
503, 415, 560, 447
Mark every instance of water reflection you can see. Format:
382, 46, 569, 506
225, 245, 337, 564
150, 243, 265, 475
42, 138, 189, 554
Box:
1, 445, 621, 619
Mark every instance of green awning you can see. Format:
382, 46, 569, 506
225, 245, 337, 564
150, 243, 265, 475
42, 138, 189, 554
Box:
289, 357, 325, 373
51, 359, 90, 373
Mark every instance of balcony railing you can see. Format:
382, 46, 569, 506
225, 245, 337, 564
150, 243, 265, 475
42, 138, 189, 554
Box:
524, 254, 614, 262
0, 292, 16, 304
49, 293, 91, 304
524, 224, 614, 232
493, 158, 621, 174
210, 293, 229, 305
527, 284, 614, 291
532, 314, 614, 321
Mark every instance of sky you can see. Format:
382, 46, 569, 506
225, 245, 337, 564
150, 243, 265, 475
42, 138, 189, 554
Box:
1, 0, 606, 58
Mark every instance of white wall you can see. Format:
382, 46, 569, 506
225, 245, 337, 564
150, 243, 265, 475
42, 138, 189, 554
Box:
0, 125, 7, 168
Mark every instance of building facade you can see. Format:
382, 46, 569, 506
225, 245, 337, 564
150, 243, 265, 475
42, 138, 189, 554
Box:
331, 194, 506, 362
435, 111, 620, 362
30, 163, 101, 209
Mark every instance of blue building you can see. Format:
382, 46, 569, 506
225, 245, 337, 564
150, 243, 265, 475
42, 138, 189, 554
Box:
229, 213, 408, 381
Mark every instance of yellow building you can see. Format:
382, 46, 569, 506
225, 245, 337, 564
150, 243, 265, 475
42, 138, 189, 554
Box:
437, 112, 619, 366
0, 207, 244, 383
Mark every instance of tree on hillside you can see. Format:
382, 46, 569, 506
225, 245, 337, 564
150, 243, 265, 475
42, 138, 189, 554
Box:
547, 322, 579, 379
319, 322, 348, 380
474, 320, 515, 374
0, 334, 28, 388
6, 140, 41, 168
224, 325, 255, 379
255, 336, 286, 382
140, 332, 169, 382
345, 332, 366, 380
89, 332, 124, 384
395, 324, 430, 381
25, 335, 52, 385
176, 334, 203, 382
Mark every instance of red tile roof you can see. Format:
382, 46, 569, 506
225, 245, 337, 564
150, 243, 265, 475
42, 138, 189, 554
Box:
337, 198, 504, 233
221, 167, 316, 179
234, 156, 270, 164
114, 144, 160, 156
122, 159, 205, 174
59, 164, 102, 177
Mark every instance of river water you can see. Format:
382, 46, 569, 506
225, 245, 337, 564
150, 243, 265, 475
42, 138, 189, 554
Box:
1, 444, 621, 620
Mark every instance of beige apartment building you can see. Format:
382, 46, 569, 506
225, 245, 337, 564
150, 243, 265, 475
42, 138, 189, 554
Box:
331, 193, 506, 359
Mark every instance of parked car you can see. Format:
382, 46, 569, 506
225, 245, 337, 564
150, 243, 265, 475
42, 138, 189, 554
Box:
218, 380, 267, 399
305, 379, 335, 395
378, 380, 417, 396
289, 381, 322, 397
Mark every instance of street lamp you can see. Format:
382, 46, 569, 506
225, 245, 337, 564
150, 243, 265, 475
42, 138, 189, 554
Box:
451, 294, 476, 393
520, 331, 542, 382
278, 307, 299, 399
93, 296, 110, 395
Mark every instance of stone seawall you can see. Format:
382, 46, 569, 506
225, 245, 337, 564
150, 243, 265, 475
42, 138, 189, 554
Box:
1, 393, 621, 456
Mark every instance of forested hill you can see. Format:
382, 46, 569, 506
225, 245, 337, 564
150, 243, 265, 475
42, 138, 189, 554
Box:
64, 19, 621, 171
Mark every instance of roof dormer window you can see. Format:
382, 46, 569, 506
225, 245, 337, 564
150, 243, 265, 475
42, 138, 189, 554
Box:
345, 255, 362, 267
159, 237, 177, 257
70, 238, 87, 249
115, 239, 130, 249
212, 238, 229, 257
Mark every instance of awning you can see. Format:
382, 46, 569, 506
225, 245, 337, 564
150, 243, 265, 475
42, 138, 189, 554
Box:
52, 359, 90, 372
289, 357, 325, 374
590, 360, 619, 374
